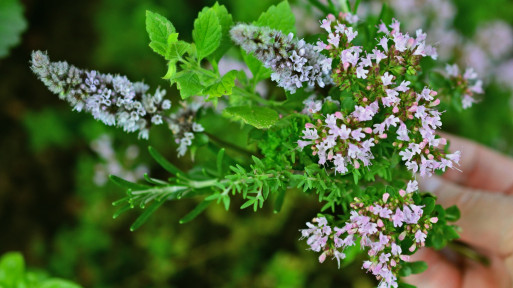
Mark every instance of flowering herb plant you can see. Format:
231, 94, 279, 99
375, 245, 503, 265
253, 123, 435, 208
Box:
31, 1, 482, 287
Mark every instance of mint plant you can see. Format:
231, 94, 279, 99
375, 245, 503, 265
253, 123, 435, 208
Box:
31, 1, 482, 287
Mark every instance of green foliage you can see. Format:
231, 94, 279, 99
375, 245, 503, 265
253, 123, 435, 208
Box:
208, 3, 234, 63
0, 0, 27, 58
255, 1, 296, 34
0, 252, 82, 288
224, 105, 280, 129
193, 7, 222, 60
145, 10, 176, 57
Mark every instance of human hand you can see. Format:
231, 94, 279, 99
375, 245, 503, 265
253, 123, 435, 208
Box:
406, 133, 513, 287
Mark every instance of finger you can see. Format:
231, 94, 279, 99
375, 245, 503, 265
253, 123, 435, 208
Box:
461, 253, 512, 288
405, 248, 462, 288
420, 176, 513, 257
440, 133, 513, 193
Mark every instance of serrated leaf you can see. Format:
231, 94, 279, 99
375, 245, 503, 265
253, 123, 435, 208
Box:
224, 105, 279, 129
146, 10, 175, 57
193, 7, 222, 60
241, 50, 271, 82
167, 40, 191, 61
208, 3, 234, 63
130, 200, 165, 231
175, 71, 204, 99
0, 0, 27, 58
179, 199, 213, 224
255, 1, 295, 34
203, 70, 237, 99
148, 146, 183, 176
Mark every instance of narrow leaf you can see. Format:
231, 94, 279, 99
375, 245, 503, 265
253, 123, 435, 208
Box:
148, 146, 183, 176
130, 200, 165, 231
179, 199, 213, 224
109, 175, 150, 190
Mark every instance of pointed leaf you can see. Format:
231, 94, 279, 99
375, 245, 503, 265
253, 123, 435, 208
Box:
130, 200, 165, 231
146, 10, 175, 57
203, 70, 237, 99
255, 1, 295, 34
208, 3, 234, 62
109, 175, 150, 190
193, 7, 222, 60
175, 71, 204, 99
224, 105, 279, 129
148, 146, 183, 176
179, 199, 213, 224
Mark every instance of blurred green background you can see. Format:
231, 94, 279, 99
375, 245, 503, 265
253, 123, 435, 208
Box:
2, 0, 513, 287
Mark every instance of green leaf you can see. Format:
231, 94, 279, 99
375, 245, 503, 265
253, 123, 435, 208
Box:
445, 205, 461, 222
148, 146, 183, 176
224, 105, 279, 129
163, 60, 177, 80
0, 252, 25, 287
0, 0, 27, 58
175, 71, 204, 99
167, 40, 191, 61
109, 175, 150, 190
179, 199, 213, 224
203, 70, 237, 99
193, 7, 222, 60
40, 279, 83, 288
255, 1, 295, 34
398, 283, 417, 288
443, 225, 460, 241
241, 50, 271, 82
422, 197, 436, 216
208, 3, 234, 63
241, 198, 256, 209
273, 189, 285, 213
130, 200, 165, 231
146, 10, 176, 57
409, 261, 428, 274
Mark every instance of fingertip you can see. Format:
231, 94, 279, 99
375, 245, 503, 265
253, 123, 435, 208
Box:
405, 248, 461, 288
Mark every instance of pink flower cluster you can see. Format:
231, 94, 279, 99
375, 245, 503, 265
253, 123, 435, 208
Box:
297, 18, 462, 178
445, 64, 484, 109
301, 182, 438, 288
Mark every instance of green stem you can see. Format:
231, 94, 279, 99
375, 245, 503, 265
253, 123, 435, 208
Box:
339, 0, 350, 13
307, 0, 332, 14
